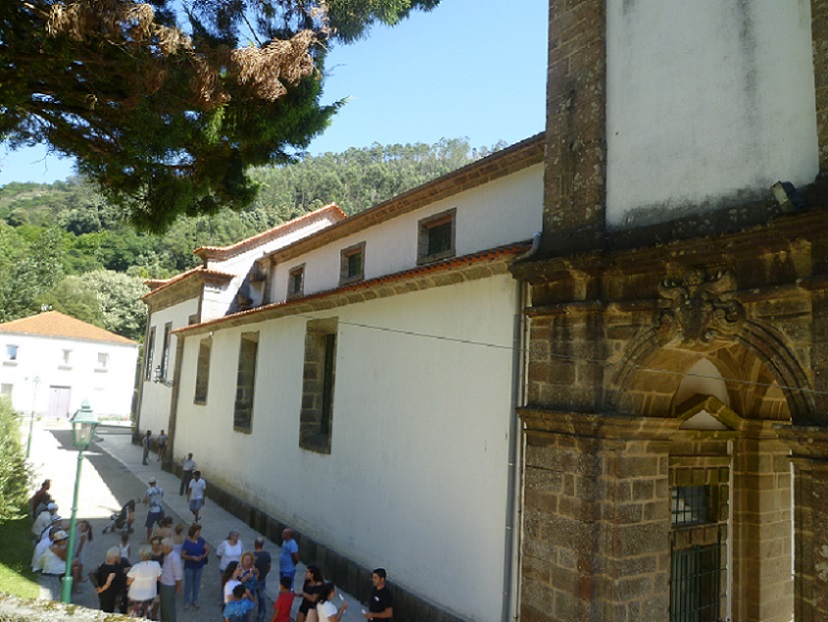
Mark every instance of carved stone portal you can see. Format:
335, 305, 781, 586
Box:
656, 268, 745, 345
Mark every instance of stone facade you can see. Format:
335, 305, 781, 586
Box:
515, 1, 828, 620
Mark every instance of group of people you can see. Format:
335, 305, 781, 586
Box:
142, 429, 169, 466
28, 449, 395, 622
214, 526, 394, 622
30, 479, 94, 593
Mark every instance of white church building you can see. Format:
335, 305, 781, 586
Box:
137, 134, 543, 622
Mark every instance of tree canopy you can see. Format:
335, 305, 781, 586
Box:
0, 0, 439, 232
0, 136, 495, 339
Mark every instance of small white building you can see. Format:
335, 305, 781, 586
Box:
147, 134, 545, 622
0, 311, 138, 420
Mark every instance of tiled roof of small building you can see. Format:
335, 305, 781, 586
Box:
193, 203, 347, 261
0, 311, 136, 345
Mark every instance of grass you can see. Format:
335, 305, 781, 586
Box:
0, 516, 41, 599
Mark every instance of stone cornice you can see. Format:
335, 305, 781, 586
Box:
175, 242, 530, 338
518, 407, 678, 441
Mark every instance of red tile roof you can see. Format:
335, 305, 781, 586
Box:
143, 266, 234, 301
193, 203, 347, 261
0, 311, 137, 345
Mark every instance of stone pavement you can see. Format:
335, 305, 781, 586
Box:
26, 419, 368, 621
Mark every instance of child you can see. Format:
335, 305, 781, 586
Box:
119, 533, 131, 562
224, 584, 255, 622
271, 576, 295, 622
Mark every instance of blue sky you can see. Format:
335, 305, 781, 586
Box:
0, 0, 548, 185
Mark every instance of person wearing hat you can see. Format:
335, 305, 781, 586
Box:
32, 502, 59, 541
34, 529, 70, 578
144, 477, 165, 542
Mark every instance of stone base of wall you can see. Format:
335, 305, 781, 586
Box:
162, 461, 466, 622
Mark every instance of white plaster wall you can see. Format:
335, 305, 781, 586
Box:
139, 298, 199, 434
271, 165, 543, 301
606, 0, 818, 228
0, 333, 137, 419
174, 275, 520, 622
204, 213, 345, 315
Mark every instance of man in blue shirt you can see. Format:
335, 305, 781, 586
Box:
278, 528, 299, 589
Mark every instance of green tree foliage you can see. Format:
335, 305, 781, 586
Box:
0, 137, 492, 338
38, 275, 103, 326
0, 0, 439, 232
0, 399, 30, 520
83, 270, 148, 342
0, 227, 64, 322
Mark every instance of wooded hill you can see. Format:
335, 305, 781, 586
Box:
0, 137, 499, 341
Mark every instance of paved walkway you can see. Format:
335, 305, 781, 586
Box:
26, 419, 366, 621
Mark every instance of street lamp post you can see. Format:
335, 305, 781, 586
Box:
25, 376, 40, 458
60, 401, 98, 604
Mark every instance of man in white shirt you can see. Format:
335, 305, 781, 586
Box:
188, 471, 207, 523
179, 453, 196, 496
32, 502, 59, 541
144, 477, 164, 541
159, 538, 182, 622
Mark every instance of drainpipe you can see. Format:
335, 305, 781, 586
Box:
503, 232, 540, 622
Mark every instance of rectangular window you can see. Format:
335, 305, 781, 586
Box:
96, 352, 109, 371
160, 322, 172, 380
417, 208, 456, 264
287, 264, 305, 299
5, 344, 18, 362
233, 332, 258, 432
144, 327, 156, 380
339, 242, 366, 285
61, 349, 72, 366
193, 338, 212, 405
299, 318, 337, 454
1, 383, 12, 397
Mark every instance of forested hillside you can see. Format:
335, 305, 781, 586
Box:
0, 137, 497, 341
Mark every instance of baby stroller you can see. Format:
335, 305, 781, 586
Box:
102, 498, 137, 534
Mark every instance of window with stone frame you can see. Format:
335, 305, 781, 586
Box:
287, 264, 305, 299
160, 322, 172, 380
144, 327, 156, 380
233, 332, 258, 432
299, 318, 337, 454
339, 242, 366, 285
193, 337, 212, 405
417, 208, 456, 264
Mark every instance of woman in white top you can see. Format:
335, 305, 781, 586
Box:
35, 529, 70, 576
316, 581, 348, 622
216, 529, 244, 572
126, 547, 162, 618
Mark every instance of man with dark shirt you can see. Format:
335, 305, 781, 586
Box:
252, 537, 272, 622
364, 567, 393, 621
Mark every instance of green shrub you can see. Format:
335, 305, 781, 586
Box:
0, 399, 29, 521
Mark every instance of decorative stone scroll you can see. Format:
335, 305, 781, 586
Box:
656, 268, 745, 345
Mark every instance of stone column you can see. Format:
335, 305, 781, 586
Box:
777, 427, 828, 622
519, 410, 674, 622
543, 0, 607, 255
730, 427, 794, 622
813, 0, 828, 176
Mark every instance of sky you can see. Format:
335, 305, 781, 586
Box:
0, 0, 548, 186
